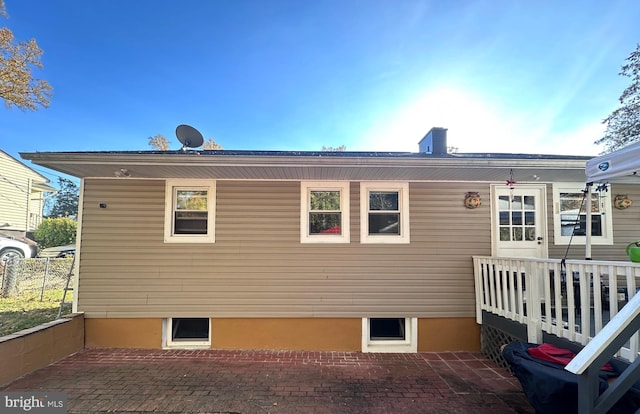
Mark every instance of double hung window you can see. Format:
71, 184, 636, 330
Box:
552, 183, 612, 245
300, 182, 350, 243
165, 179, 215, 243
360, 182, 410, 244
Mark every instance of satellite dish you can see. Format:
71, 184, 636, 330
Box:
176, 124, 204, 150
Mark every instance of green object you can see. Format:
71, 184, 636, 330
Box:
626, 241, 640, 262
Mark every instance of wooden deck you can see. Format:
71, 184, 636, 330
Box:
474, 256, 640, 363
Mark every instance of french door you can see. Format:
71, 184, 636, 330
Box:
491, 184, 547, 258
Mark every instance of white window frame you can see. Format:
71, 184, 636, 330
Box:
360, 182, 410, 244
552, 182, 613, 245
300, 181, 350, 243
163, 317, 211, 349
164, 179, 215, 243
361, 317, 418, 353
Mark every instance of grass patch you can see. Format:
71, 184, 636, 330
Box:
0, 289, 73, 337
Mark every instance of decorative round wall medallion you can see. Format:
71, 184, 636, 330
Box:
614, 194, 632, 210
464, 192, 481, 209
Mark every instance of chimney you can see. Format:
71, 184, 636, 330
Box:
418, 127, 448, 155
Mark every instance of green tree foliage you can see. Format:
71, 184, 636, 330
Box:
0, 1, 53, 110
47, 177, 79, 218
309, 190, 341, 233
34, 217, 77, 248
595, 44, 640, 153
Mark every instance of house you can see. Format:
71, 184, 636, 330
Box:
19, 128, 640, 353
0, 149, 55, 238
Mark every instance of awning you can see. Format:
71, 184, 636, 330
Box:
586, 141, 640, 183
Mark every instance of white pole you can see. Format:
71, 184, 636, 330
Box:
585, 184, 592, 260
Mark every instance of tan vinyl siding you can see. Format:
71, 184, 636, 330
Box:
0, 151, 48, 231
78, 179, 492, 319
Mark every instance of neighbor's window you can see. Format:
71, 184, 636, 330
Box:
300, 182, 350, 243
552, 183, 613, 245
360, 182, 410, 244
164, 179, 215, 243
165, 318, 211, 348
362, 317, 417, 353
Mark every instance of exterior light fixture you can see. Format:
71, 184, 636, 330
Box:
114, 168, 131, 177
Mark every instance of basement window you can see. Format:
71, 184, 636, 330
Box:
165, 318, 211, 348
362, 317, 417, 353
370, 318, 406, 340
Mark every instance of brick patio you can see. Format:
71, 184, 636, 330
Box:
1, 348, 534, 413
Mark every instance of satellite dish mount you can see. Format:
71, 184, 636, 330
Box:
176, 124, 204, 151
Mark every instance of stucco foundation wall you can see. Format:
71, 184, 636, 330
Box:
417, 317, 480, 352
85, 318, 162, 349
83, 317, 481, 352
0, 313, 84, 387
212, 318, 362, 351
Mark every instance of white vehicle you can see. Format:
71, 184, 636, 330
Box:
0, 236, 37, 264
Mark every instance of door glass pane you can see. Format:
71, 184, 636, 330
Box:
525, 212, 535, 225
511, 196, 522, 210
500, 227, 510, 241
512, 227, 523, 241
499, 211, 509, 225
512, 211, 522, 225
525, 227, 536, 241
498, 195, 510, 210
524, 196, 535, 210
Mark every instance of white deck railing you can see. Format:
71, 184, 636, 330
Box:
473, 256, 640, 363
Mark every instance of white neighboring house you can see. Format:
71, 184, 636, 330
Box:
0, 149, 55, 241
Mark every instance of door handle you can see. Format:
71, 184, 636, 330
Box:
537, 236, 543, 245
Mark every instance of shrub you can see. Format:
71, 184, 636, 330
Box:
34, 217, 77, 249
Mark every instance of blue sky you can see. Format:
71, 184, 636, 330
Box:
2, 0, 640, 183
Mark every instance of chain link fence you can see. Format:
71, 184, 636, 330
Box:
0, 257, 74, 299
